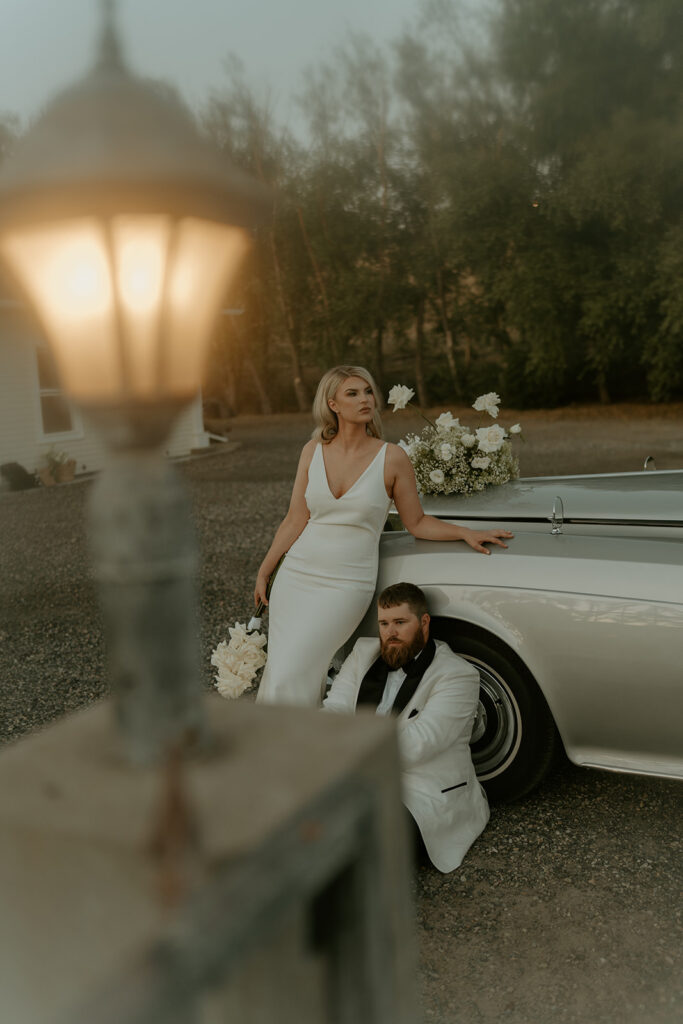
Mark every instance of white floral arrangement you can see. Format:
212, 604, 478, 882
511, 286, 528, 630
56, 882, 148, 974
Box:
387, 385, 522, 496
211, 617, 267, 699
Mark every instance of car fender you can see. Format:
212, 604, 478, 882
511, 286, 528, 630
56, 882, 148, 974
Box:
376, 530, 683, 778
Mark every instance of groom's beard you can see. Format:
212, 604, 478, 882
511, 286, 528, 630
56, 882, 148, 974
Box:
380, 628, 426, 670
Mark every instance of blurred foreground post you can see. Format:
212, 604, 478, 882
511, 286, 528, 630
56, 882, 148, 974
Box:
0, 700, 416, 1024
0, 5, 417, 1022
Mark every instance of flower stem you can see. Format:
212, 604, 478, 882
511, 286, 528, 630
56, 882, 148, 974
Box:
410, 403, 436, 428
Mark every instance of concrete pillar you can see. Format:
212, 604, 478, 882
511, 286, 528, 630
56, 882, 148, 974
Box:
0, 696, 418, 1024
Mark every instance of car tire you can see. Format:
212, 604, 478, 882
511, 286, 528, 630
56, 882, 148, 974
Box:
430, 619, 557, 803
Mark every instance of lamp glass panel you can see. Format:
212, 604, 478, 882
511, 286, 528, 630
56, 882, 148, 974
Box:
164, 219, 250, 396
0, 219, 120, 400
110, 215, 171, 398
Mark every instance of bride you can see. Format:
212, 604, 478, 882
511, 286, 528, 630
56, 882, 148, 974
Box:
255, 365, 513, 707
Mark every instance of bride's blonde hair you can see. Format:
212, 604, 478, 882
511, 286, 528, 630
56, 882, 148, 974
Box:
311, 365, 384, 443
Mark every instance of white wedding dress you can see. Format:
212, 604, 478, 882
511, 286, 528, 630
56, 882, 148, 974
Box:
256, 442, 391, 707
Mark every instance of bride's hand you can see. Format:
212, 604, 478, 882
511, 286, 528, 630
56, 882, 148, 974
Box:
463, 527, 514, 554
254, 572, 270, 607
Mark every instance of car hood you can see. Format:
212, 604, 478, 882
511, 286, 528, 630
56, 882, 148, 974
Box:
378, 530, 683, 606
418, 470, 683, 526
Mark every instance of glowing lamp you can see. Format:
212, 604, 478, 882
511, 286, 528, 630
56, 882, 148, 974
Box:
0, 5, 268, 436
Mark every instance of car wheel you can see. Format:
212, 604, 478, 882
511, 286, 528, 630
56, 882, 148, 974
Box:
430, 620, 557, 803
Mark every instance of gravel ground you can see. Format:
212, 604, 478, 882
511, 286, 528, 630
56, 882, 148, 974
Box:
1, 404, 682, 1023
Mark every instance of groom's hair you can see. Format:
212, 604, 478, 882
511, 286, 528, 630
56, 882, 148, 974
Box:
378, 582, 429, 619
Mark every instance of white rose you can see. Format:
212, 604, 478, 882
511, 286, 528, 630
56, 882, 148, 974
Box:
476, 424, 507, 453
435, 411, 460, 431
473, 391, 501, 418
509, 423, 522, 434
387, 384, 415, 411
435, 442, 453, 461
471, 456, 491, 470
461, 433, 476, 448
429, 469, 445, 485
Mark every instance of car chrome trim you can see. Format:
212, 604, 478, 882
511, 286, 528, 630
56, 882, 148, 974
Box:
573, 760, 682, 781
425, 515, 683, 527
417, 584, 683, 607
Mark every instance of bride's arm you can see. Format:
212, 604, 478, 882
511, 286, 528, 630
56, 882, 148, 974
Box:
387, 445, 514, 555
254, 440, 315, 605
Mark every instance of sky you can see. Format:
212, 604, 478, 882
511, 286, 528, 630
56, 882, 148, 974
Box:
1, 0, 422, 130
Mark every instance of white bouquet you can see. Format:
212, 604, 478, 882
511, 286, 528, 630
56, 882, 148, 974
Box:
211, 616, 267, 699
389, 387, 522, 496
211, 555, 286, 699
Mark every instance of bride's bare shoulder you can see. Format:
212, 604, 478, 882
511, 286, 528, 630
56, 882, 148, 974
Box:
299, 439, 318, 465
385, 442, 412, 467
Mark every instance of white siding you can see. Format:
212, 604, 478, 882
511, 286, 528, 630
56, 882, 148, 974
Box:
0, 310, 208, 474
167, 393, 210, 458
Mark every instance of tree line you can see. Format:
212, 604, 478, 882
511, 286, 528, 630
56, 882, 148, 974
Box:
204, 0, 683, 413
2, 0, 682, 413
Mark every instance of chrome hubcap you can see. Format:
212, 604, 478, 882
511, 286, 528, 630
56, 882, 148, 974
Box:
464, 656, 523, 780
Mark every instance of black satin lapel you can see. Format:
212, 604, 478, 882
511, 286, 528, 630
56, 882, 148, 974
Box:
356, 654, 389, 708
393, 638, 436, 714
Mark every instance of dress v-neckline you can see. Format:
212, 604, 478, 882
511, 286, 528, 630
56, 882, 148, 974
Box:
319, 442, 386, 501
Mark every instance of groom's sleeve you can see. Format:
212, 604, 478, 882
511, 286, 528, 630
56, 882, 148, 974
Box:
322, 641, 364, 714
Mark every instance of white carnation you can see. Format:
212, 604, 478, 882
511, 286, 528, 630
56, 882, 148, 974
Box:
471, 456, 491, 470
473, 391, 501, 418
435, 411, 460, 431
461, 433, 476, 448
429, 469, 445, 485
476, 424, 507, 453
387, 384, 415, 411
509, 423, 522, 434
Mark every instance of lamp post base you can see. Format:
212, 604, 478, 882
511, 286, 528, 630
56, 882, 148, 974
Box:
0, 696, 418, 1024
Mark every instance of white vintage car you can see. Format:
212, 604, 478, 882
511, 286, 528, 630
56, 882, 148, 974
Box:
369, 468, 683, 802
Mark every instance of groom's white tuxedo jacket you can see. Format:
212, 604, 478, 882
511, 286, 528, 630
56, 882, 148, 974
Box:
324, 637, 489, 873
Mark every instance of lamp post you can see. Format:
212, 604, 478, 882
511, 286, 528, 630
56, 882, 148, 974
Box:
0, 2, 269, 763
0, 12, 418, 1019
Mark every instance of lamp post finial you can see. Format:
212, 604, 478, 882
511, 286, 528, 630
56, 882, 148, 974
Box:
97, 0, 125, 70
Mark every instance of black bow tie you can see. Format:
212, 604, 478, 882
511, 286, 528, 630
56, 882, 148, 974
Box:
357, 637, 436, 713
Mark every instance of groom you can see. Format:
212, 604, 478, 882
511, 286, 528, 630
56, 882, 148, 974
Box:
323, 582, 489, 872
